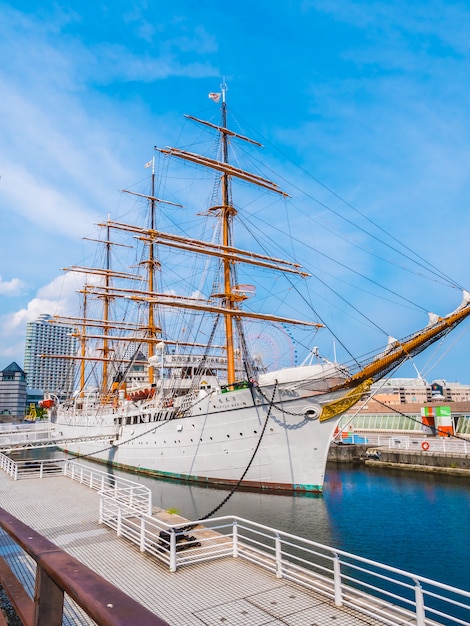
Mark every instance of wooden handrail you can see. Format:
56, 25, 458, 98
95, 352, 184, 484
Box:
0, 507, 169, 626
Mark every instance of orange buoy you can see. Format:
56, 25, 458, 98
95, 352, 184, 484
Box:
421, 441, 430, 451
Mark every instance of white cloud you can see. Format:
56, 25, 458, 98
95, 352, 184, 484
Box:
0, 272, 86, 361
0, 276, 25, 296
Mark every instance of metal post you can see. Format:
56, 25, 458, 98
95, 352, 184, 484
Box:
415, 580, 426, 626
275, 533, 282, 579
39, 462, 44, 479
333, 554, 343, 606
232, 520, 238, 558
34, 565, 64, 626
140, 517, 146, 552
117, 507, 122, 537
170, 530, 177, 572
99, 496, 103, 525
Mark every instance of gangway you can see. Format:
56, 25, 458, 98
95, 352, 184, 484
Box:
0, 433, 115, 452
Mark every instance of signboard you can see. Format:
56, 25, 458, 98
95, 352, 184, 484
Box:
421, 406, 451, 417
421, 406, 453, 436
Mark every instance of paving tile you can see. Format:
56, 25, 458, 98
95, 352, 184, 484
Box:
248, 584, 324, 618
193, 598, 278, 625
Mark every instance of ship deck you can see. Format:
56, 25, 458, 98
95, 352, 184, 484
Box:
0, 467, 449, 625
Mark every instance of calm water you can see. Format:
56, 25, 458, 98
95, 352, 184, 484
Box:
88, 460, 469, 592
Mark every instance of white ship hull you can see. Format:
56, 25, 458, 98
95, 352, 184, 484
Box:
53, 384, 345, 493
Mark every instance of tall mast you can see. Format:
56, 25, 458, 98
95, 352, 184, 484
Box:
79, 286, 88, 396
146, 157, 158, 384
101, 219, 112, 393
219, 82, 237, 386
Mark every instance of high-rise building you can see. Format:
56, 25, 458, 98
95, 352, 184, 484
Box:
0, 362, 27, 420
24, 314, 78, 397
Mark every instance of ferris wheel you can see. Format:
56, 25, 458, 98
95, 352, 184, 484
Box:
245, 321, 296, 372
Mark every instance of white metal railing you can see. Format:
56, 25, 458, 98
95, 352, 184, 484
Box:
0, 454, 152, 516
98, 495, 470, 626
336, 432, 469, 454
386, 436, 469, 454
0, 451, 63, 480
0, 452, 18, 477
63, 461, 152, 516
99, 494, 231, 572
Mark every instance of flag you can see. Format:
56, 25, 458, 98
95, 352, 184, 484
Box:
144, 159, 153, 168
208, 92, 221, 103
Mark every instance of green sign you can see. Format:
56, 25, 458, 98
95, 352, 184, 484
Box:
421, 405, 451, 417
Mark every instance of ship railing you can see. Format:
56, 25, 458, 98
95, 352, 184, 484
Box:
98, 495, 469, 626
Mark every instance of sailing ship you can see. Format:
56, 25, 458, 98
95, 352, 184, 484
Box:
41, 84, 470, 493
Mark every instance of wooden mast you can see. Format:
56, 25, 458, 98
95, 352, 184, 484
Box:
144, 157, 158, 384
220, 82, 237, 387
79, 286, 88, 396
101, 219, 111, 393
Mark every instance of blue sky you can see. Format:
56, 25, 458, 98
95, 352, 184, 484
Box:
2, 0, 470, 383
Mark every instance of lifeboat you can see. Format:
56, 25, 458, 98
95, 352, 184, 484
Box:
127, 388, 155, 402
39, 399, 55, 409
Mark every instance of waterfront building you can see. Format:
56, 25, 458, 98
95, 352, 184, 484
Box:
0, 361, 27, 420
340, 377, 470, 437
24, 314, 78, 398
